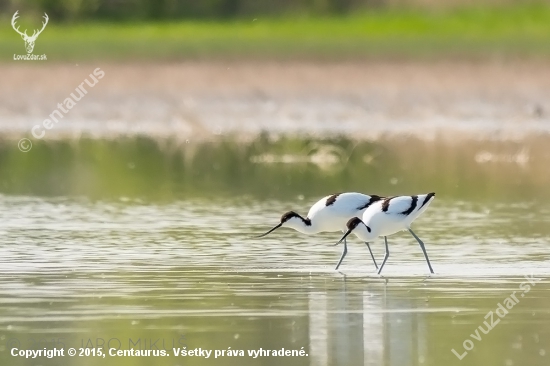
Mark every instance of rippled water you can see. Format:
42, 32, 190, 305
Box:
1, 195, 549, 366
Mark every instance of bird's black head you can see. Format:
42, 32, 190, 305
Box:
345, 217, 371, 232
334, 217, 370, 246
256, 211, 303, 238
346, 217, 363, 230
281, 211, 301, 223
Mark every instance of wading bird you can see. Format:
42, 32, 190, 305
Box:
257, 192, 383, 269
335, 193, 436, 274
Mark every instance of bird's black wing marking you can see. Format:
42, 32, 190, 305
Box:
356, 195, 383, 210
381, 197, 395, 212
419, 192, 436, 209
325, 193, 341, 206
400, 195, 418, 216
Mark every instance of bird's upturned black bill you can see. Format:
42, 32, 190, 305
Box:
334, 229, 352, 246
256, 223, 282, 238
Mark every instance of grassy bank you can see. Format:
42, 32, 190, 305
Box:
2, 3, 550, 61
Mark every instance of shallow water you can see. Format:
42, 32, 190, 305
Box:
0, 195, 549, 366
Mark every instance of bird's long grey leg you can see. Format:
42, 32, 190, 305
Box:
408, 228, 434, 274
365, 242, 378, 269
377, 236, 390, 275
334, 236, 348, 271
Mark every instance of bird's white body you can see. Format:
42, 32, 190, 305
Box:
284, 192, 381, 234
352, 193, 435, 241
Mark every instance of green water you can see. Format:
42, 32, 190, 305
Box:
1, 135, 548, 201
0, 135, 549, 366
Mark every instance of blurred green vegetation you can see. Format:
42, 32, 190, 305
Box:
2, 2, 550, 60
2, 0, 541, 21
1, 135, 548, 202
4, 0, 380, 20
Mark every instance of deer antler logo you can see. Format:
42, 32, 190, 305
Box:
11, 11, 49, 54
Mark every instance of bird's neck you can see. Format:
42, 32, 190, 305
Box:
286, 216, 317, 234
353, 223, 376, 241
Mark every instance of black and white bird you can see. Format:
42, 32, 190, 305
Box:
257, 192, 383, 269
335, 193, 436, 274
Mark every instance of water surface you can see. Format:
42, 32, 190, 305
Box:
0, 195, 549, 366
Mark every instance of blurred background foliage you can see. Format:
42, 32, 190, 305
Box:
3, 0, 550, 60
1, 0, 548, 20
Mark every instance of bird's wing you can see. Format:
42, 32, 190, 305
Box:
380, 196, 419, 216
306, 195, 331, 218
326, 192, 372, 217
306, 192, 380, 219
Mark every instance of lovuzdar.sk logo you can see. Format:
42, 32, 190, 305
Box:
12, 10, 48, 61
